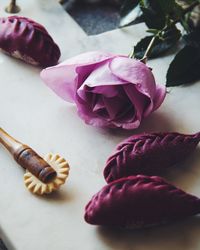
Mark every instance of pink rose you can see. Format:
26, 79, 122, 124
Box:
41, 51, 166, 129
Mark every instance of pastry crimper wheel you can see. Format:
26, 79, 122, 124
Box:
0, 128, 69, 195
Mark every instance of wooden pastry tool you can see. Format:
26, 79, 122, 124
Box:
0, 128, 69, 195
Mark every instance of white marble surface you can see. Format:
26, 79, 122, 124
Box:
1, 1, 200, 250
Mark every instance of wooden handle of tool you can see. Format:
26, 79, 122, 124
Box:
0, 128, 57, 183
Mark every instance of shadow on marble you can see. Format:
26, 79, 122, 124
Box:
56, 103, 179, 157
105, 110, 177, 138
0, 226, 13, 250
61, 103, 177, 134
97, 216, 200, 250
0, 240, 7, 250
36, 186, 76, 204
165, 148, 200, 191
0, 52, 42, 73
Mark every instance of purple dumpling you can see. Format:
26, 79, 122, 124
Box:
0, 16, 60, 67
85, 175, 200, 229
104, 132, 200, 183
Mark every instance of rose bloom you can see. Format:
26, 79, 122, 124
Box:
41, 51, 166, 129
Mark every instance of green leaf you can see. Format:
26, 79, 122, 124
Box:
134, 27, 181, 59
134, 36, 173, 58
162, 26, 181, 40
166, 45, 200, 86
120, 0, 140, 17
140, 5, 165, 29
140, 0, 181, 29
171, 2, 184, 19
156, 0, 175, 14
183, 29, 200, 48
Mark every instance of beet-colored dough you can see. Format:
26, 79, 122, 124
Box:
104, 132, 200, 183
0, 16, 60, 67
85, 175, 200, 228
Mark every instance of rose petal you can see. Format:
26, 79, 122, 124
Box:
59, 51, 115, 66
82, 60, 127, 88
110, 56, 166, 116
41, 51, 166, 129
109, 56, 156, 99
76, 101, 112, 128
41, 65, 79, 102
78, 85, 119, 100
123, 84, 149, 128
92, 97, 105, 113
74, 92, 110, 127
151, 84, 166, 114
78, 84, 138, 128
103, 94, 129, 120
40, 51, 115, 102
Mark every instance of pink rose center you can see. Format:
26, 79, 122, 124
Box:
82, 85, 137, 122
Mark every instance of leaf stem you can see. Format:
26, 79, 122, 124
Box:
139, 0, 200, 63
128, 47, 135, 58
140, 36, 157, 63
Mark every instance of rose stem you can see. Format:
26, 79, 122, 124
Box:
129, 1, 200, 62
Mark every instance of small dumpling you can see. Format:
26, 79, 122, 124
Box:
85, 175, 200, 228
104, 132, 200, 183
0, 16, 61, 67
